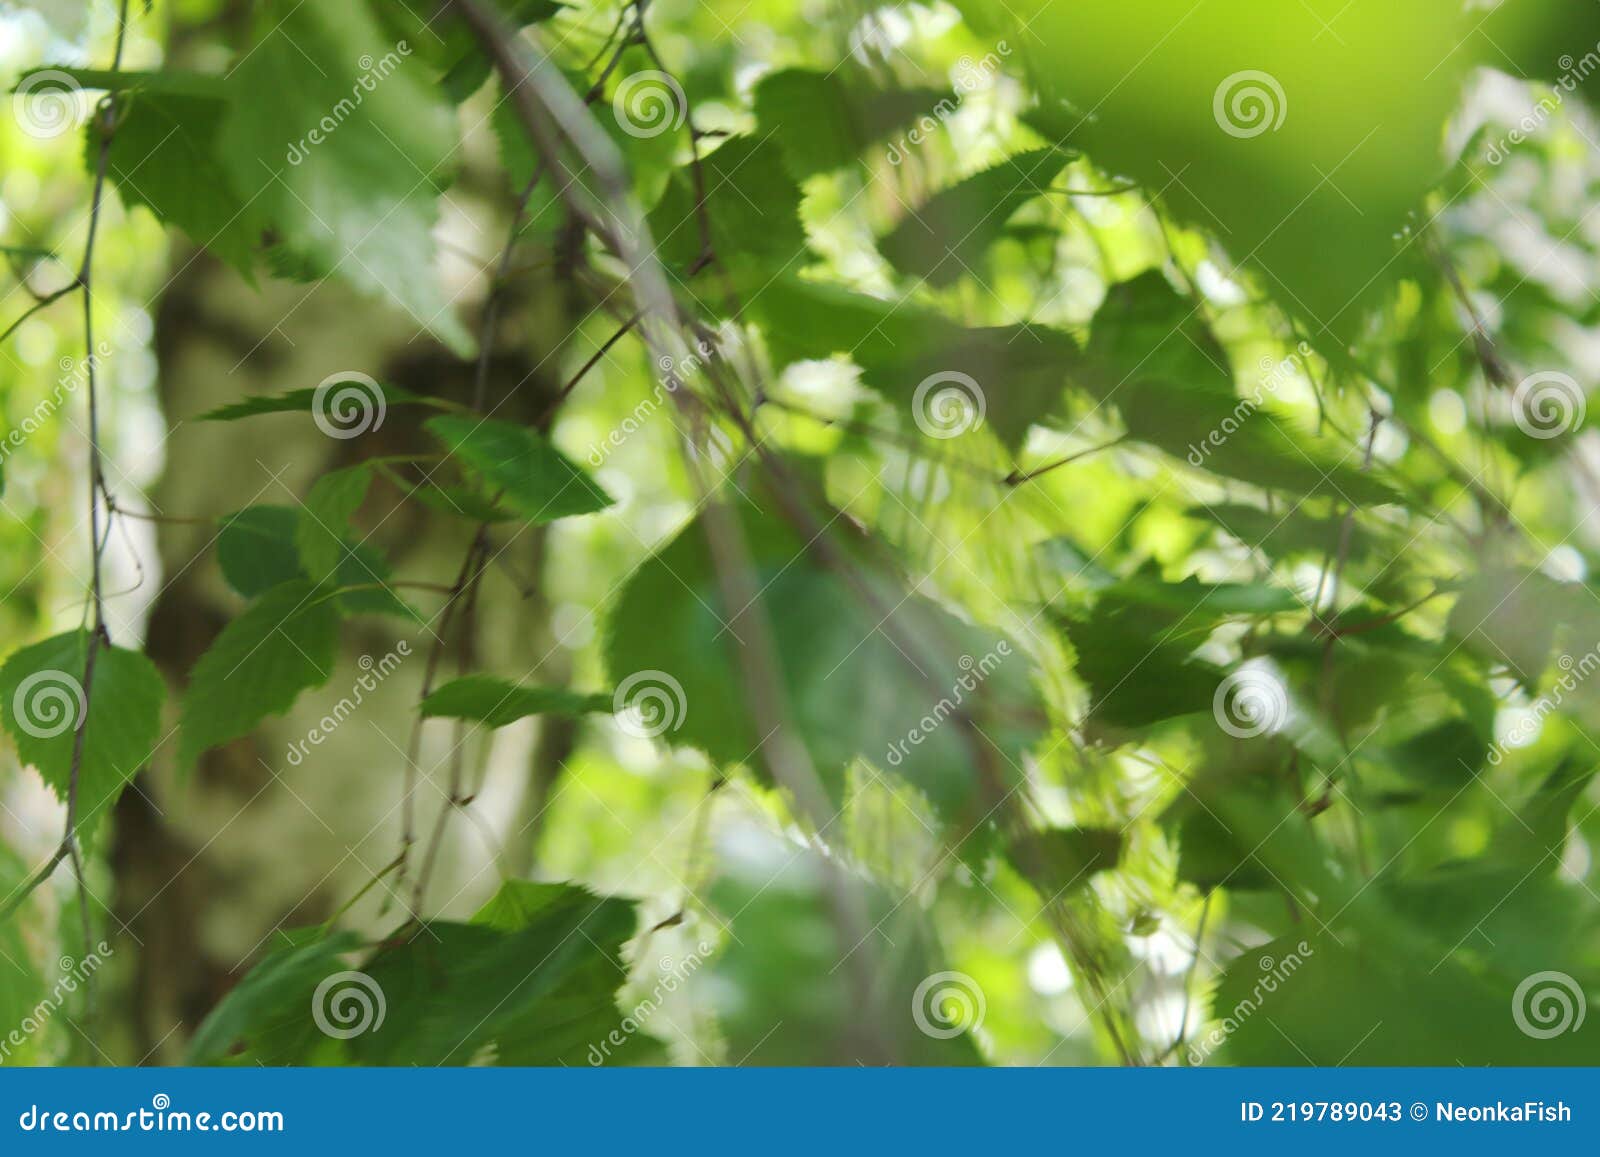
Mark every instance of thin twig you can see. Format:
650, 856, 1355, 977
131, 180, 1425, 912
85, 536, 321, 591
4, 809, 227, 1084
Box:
1003, 434, 1128, 486
538, 308, 642, 424
0, 282, 79, 347
54, 0, 134, 1059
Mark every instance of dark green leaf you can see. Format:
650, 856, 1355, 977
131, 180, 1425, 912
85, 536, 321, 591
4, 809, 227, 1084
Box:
1006, 827, 1122, 895
196, 381, 435, 424
186, 929, 363, 1065
425, 415, 613, 524
753, 68, 947, 178
604, 483, 1042, 826
646, 135, 806, 272
178, 580, 342, 770
217, 506, 305, 599
878, 149, 1066, 287
419, 675, 612, 728
297, 465, 374, 583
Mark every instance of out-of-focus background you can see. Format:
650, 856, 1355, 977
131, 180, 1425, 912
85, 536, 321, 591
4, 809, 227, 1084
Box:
2, 0, 1599, 1066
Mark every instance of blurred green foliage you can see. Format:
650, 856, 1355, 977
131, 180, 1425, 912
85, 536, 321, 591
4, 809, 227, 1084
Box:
1, 0, 1598, 1067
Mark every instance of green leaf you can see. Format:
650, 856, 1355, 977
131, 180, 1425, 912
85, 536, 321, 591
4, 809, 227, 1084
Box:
376, 0, 563, 103
196, 381, 434, 423
216, 504, 413, 621
80, 75, 264, 275
186, 928, 363, 1065
1208, 932, 1597, 1065
0, 632, 165, 841
1120, 378, 1397, 505
178, 580, 342, 770
1447, 567, 1562, 687
965, 0, 1479, 339
1160, 768, 1308, 892
646, 135, 806, 272
17, 66, 225, 97
218, 4, 470, 352
745, 273, 954, 368
604, 483, 1042, 826
1186, 501, 1389, 561
1494, 753, 1596, 876
379, 466, 515, 524
349, 882, 640, 1065
1058, 567, 1299, 737
746, 275, 1085, 452
1383, 717, 1487, 790
709, 832, 984, 1065
425, 415, 613, 524
217, 506, 306, 598
752, 68, 947, 178
1386, 864, 1600, 982
297, 465, 374, 583
1061, 610, 1221, 737
878, 149, 1066, 287
1093, 570, 1303, 640
419, 675, 612, 728
1006, 826, 1122, 895
488, 82, 573, 218
1086, 271, 1236, 400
